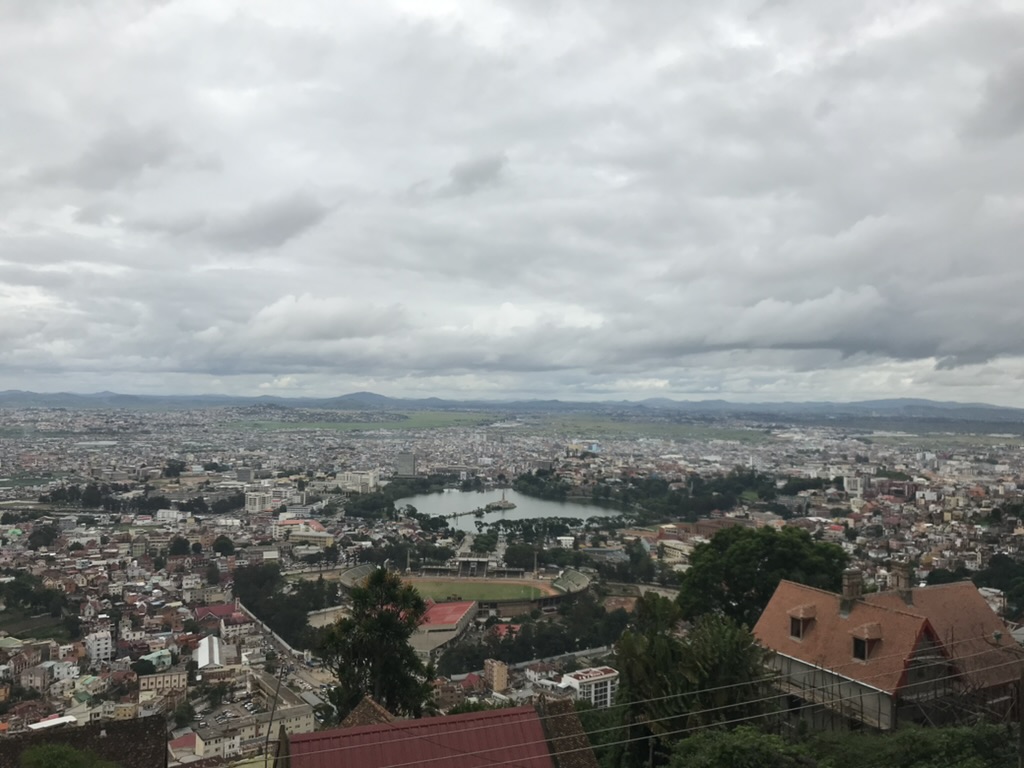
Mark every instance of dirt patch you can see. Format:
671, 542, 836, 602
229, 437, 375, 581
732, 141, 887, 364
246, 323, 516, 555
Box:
602, 596, 638, 613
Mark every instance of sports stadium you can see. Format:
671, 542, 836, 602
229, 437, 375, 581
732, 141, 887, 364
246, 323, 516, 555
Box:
333, 562, 592, 617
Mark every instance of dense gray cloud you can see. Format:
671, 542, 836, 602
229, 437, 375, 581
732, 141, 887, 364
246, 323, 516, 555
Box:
439, 152, 507, 196
1, 0, 1023, 404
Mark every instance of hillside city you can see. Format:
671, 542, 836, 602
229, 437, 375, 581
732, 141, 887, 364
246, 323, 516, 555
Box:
1, 404, 1024, 766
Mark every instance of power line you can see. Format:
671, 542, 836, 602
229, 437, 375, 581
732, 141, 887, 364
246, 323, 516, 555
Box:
374, 656, 1024, 768
287, 628, 1017, 755
278, 647, 1024, 767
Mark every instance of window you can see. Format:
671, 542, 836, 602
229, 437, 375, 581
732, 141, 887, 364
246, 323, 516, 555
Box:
790, 617, 802, 638
853, 637, 868, 660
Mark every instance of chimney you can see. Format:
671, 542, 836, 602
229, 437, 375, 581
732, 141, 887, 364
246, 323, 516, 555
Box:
893, 561, 913, 604
842, 568, 863, 600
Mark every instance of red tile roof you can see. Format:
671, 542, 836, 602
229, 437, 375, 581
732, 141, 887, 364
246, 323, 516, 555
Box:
753, 580, 937, 694
284, 705, 556, 768
863, 581, 1024, 690
754, 580, 1024, 695
421, 601, 476, 628
195, 604, 236, 620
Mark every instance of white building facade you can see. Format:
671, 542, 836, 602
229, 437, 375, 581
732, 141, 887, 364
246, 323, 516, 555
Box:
560, 666, 619, 709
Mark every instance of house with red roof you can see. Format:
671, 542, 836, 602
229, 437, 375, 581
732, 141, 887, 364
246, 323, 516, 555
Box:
272, 698, 598, 768
753, 566, 1024, 730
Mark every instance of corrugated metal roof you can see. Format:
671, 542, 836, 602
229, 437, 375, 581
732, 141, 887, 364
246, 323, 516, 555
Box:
287, 705, 556, 768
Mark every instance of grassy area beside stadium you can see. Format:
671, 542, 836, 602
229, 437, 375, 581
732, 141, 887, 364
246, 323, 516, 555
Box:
405, 578, 547, 602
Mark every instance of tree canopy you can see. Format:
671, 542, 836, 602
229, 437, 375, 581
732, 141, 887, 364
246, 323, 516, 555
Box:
168, 536, 190, 557
612, 595, 771, 767
666, 723, 1015, 768
212, 534, 235, 555
20, 744, 118, 768
319, 568, 432, 719
676, 526, 847, 626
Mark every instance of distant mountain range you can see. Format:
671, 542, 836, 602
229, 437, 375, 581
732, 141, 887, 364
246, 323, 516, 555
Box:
1, 389, 1023, 425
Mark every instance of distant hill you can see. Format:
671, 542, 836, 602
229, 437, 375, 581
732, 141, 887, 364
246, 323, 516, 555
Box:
1, 389, 1024, 426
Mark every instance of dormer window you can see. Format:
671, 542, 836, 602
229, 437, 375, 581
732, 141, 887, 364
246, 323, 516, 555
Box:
787, 604, 816, 640
851, 622, 881, 660
853, 638, 868, 660
786, 618, 811, 638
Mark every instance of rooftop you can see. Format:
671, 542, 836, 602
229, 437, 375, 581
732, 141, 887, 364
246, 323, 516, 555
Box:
421, 600, 476, 629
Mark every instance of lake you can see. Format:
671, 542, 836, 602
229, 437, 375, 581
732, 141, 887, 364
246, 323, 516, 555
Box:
395, 489, 620, 532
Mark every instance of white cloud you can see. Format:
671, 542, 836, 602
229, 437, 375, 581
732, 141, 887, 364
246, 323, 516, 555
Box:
0, 0, 1022, 403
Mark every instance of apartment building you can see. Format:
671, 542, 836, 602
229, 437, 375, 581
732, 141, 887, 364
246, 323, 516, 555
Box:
84, 630, 113, 664
560, 666, 619, 709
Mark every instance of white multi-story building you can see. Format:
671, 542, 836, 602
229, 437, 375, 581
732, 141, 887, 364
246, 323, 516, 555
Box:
560, 666, 619, 709
52, 661, 80, 681
84, 630, 113, 664
337, 470, 380, 493
245, 491, 273, 515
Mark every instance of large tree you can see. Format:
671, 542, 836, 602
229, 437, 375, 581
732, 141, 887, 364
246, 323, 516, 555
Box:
212, 535, 235, 556
613, 595, 771, 767
168, 536, 190, 557
319, 568, 432, 719
676, 526, 847, 626
669, 727, 815, 768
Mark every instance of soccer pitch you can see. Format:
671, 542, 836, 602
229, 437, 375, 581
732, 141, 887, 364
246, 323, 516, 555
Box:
406, 578, 547, 602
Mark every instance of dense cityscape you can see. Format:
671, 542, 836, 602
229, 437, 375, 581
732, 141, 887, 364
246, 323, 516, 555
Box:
0, 400, 1023, 765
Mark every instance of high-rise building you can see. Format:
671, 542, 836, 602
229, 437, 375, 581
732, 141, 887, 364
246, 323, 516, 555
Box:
396, 452, 418, 477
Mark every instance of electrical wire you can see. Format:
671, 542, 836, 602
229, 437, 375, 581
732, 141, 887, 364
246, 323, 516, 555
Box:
278, 628, 1018, 756
278, 645, 1024, 767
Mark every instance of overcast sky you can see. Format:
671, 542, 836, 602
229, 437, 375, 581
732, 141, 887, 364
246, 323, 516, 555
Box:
2, 1, 1023, 404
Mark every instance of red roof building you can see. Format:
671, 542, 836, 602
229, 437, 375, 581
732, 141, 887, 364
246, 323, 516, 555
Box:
273, 700, 598, 768
753, 569, 1024, 730
420, 601, 476, 631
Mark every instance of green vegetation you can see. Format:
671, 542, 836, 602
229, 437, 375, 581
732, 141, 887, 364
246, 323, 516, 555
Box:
233, 564, 342, 648
319, 568, 433, 719
524, 416, 770, 442
352, 540, 452, 571
437, 592, 629, 676
231, 411, 490, 432
471, 531, 499, 553
611, 595, 771, 768
20, 744, 119, 768
667, 724, 1016, 768
407, 579, 543, 602
676, 526, 848, 626
513, 467, 784, 526
343, 474, 458, 519
173, 699, 195, 728
0, 572, 74, 640
513, 468, 570, 501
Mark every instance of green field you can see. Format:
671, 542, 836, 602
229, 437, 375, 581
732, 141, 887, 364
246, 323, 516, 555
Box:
231, 411, 491, 432
406, 579, 545, 602
526, 416, 771, 443
0, 613, 68, 641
